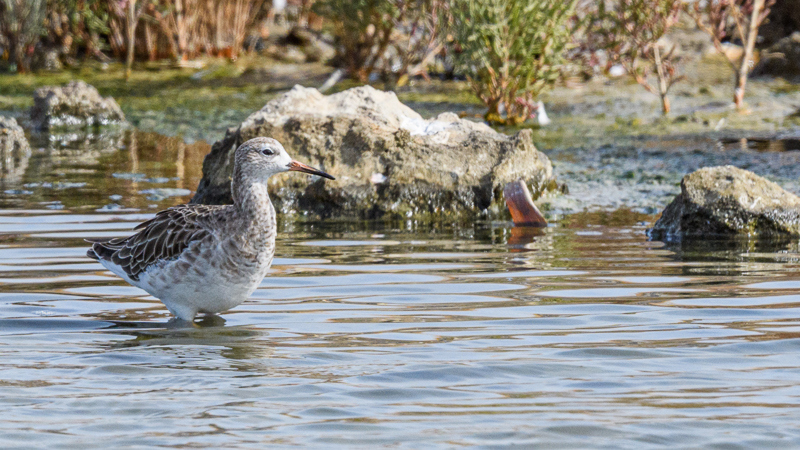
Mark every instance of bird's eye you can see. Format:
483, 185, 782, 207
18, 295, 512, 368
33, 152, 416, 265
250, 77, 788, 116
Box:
261, 148, 274, 156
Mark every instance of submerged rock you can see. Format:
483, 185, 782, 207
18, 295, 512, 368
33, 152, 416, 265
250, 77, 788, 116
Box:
192, 85, 554, 220
0, 116, 31, 183
31, 81, 126, 130
649, 166, 800, 240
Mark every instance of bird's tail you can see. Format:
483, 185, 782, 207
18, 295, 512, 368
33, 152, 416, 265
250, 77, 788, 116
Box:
85, 239, 117, 262
86, 247, 100, 261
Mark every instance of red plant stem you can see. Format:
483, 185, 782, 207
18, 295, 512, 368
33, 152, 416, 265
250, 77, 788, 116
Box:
734, 0, 764, 109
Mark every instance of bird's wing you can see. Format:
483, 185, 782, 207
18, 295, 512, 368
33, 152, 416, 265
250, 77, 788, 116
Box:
87, 204, 231, 281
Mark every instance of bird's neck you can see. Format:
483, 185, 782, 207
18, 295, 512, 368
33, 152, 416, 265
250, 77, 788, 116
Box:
232, 173, 275, 226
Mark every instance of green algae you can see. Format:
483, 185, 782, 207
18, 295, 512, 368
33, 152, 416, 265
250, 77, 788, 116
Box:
0, 58, 332, 142
1, 53, 797, 148
1, 54, 799, 222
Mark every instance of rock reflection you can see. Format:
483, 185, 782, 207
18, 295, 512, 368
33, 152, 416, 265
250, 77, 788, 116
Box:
0, 129, 209, 210
0, 134, 31, 186
659, 236, 800, 277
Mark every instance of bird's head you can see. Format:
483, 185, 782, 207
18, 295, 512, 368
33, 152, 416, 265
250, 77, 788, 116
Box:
234, 137, 334, 182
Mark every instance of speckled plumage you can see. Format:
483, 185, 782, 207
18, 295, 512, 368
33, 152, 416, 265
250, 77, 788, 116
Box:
87, 137, 333, 321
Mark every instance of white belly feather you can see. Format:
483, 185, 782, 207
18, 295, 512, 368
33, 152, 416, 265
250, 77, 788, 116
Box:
99, 238, 273, 320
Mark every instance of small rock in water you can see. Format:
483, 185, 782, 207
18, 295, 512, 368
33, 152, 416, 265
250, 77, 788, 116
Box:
648, 165, 800, 240
31, 81, 126, 130
109, 194, 123, 201
0, 116, 30, 154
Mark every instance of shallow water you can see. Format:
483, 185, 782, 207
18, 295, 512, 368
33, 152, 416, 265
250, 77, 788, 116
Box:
2, 131, 800, 448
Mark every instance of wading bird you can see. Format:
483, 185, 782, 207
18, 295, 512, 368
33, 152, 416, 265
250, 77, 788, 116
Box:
87, 137, 334, 321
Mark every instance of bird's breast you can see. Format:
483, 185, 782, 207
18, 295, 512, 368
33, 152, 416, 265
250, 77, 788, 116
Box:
216, 228, 275, 282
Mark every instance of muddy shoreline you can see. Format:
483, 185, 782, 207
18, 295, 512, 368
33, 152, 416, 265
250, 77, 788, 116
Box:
1, 47, 799, 217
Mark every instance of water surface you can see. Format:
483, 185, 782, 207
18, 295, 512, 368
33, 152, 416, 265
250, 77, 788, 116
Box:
1, 131, 800, 448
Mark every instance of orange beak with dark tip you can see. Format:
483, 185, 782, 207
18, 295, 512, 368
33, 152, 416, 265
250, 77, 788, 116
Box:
287, 160, 335, 180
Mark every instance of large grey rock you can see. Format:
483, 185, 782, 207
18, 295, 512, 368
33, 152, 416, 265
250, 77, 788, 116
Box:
31, 81, 126, 130
753, 32, 800, 78
649, 166, 800, 240
0, 116, 31, 183
192, 85, 554, 220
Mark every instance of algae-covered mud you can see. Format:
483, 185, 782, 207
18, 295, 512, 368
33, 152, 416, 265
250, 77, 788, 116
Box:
3, 53, 799, 218
540, 135, 800, 216
0, 59, 334, 143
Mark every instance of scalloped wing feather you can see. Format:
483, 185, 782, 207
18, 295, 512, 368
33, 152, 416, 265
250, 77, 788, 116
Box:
88, 204, 232, 281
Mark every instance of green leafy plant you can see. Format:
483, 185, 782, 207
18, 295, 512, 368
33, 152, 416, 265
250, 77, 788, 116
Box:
447, 0, 578, 125
585, 0, 684, 115
688, 0, 775, 110
313, 0, 443, 84
45, 0, 111, 62
0, 0, 46, 72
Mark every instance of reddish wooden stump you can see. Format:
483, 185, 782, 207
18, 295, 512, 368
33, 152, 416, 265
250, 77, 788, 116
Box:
503, 180, 547, 227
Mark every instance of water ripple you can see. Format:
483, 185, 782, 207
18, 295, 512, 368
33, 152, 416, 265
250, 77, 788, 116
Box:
1, 213, 800, 448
